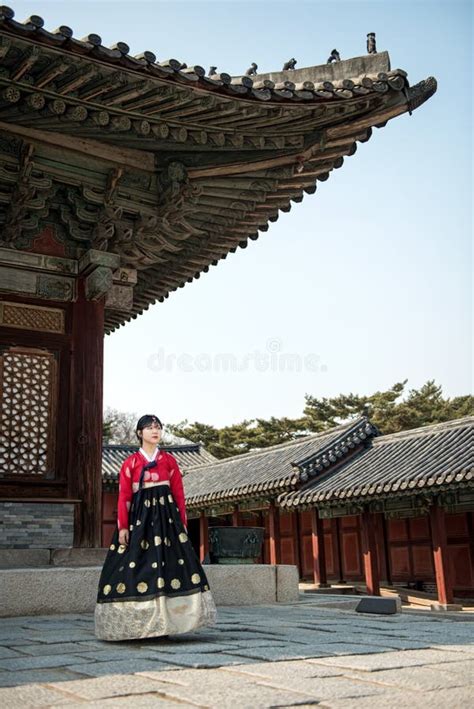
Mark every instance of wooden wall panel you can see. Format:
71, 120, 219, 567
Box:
325, 532, 335, 576
388, 519, 408, 541
410, 517, 430, 539
412, 545, 434, 576
280, 537, 295, 565
390, 546, 410, 577
302, 535, 313, 577
299, 511, 312, 534
102, 523, 115, 547
449, 545, 473, 587
446, 513, 469, 537
342, 531, 362, 577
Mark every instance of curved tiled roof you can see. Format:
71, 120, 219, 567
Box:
0, 8, 437, 333
279, 417, 474, 509
102, 443, 217, 483
183, 417, 376, 507
0, 9, 417, 105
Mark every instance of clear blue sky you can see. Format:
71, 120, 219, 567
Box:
14, 1, 473, 427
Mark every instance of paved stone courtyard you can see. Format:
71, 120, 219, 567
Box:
0, 595, 473, 708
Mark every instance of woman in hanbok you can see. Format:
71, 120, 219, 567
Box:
95, 414, 216, 641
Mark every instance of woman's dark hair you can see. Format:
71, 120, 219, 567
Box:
136, 414, 163, 441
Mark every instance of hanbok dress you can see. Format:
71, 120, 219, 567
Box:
95, 447, 216, 641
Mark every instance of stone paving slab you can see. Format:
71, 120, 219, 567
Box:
309, 647, 467, 672
325, 686, 474, 709
64, 659, 180, 678
55, 697, 181, 707
47, 673, 191, 701
221, 659, 346, 680
14, 642, 101, 656
0, 668, 87, 689
0, 684, 80, 706
139, 668, 322, 707
0, 654, 94, 671
344, 665, 472, 691
0, 597, 473, 706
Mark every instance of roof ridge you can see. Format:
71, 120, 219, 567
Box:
184, 417, 367, 471
374, 416, 474, 443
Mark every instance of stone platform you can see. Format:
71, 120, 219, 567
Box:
0, 564, 299, 617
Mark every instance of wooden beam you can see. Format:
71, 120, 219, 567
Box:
326, 99, 407, 140
311, 507, 328, 587
429, 502, 454, 605
268, 501, 281, 565
68, 278, 104, 547
0, 121, 156, 173
199, 511, 209, 562
361, 510, 380, 595
187, 98, 409, 180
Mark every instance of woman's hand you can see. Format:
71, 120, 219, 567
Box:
118, 528, 129, 546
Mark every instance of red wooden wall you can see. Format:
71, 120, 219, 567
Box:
102, 490, 117, 547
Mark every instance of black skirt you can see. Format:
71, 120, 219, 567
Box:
95, 482, 216, 641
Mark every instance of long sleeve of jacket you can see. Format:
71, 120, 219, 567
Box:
168, 454, 187, 528
117, 458, 133, 530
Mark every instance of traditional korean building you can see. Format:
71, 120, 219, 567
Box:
0, 7, 436, 549
183, 417, 474, 607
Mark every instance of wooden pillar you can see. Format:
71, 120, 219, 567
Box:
429, 502, 454, 605
69, 279, 104, 548
232, 505, 242, 526
257, 511, 265, 564
199, 511, 209, 562
311, 507, 328, 587
361, 510, 380, 595
268, 501, 281, 564
334, 518, 345, 583
381, 515, 392, 585
293, 510, 302, 578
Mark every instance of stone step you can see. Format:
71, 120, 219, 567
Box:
0, 547, 108, 569
0, 564, 299, 617
303, 584, 357, 595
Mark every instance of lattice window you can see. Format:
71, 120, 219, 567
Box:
0, 346, 57, 478
0, 302, 65, 334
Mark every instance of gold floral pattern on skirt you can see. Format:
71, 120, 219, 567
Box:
96, 482, 216, 641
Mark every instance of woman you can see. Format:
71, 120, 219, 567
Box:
95, 414, 216, 641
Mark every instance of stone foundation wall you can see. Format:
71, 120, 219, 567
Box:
0, 502, 74, 548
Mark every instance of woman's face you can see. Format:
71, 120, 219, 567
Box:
140, 422, 162, 446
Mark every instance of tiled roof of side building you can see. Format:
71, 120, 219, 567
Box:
279, 416, 474, 509
183, 417, 377, 507
102, 443, 218, 483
